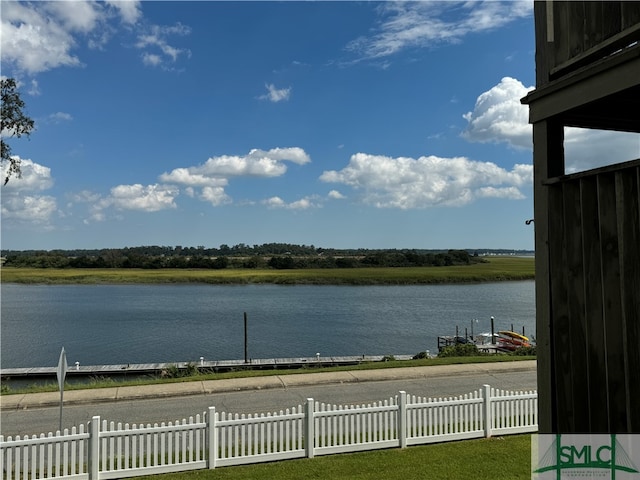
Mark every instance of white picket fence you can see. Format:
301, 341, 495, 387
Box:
1, 385, 537, 479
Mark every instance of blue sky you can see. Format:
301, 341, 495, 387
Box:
2, 1, 638, 251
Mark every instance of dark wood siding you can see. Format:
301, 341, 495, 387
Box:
545, 160, 640, 432
525, 1, 639, 435
536, 1, 640, 83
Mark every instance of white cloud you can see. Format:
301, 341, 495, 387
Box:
328, 190, 346, 200
86, 183, 179, 221
0, 1, 143, 74
200, 186, 231, 206
259, 84, 291, 102
1, 194, 57, 224
347, 1, 532, 61
70, 190, 101, 204
563, 128, 640, 173
109, 184, 178, 211
0, 1, 188, 74
159, 168, 229, 187
198, 148, 310, 177
1, 157, 54, 191
0, 157, 57, 225
160, 147, 311, 205
476, 186, 526, 199
258, 147, 310, 165
141, 53, 162, 67
48, 112, 74, 124
45, 0, 101, 33
1, 2, 83, 74
136, 22, 191, 69
262, 196, 319, 210
320, 152, 531, 209
262, 196, 285, 208
462, 77, 534, 149
198, 153, 288, 177
71, 146, 315, 220
28, 79, 41, 96
464, 77, 640, 171
105, 0, 142, 25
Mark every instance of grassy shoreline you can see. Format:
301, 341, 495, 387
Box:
0, 256, 534, 285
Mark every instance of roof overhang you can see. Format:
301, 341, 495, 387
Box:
521, 44, 640, 133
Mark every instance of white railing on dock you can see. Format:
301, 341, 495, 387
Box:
0, 384, 537, 479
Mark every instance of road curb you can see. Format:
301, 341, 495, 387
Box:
0, 361, 536, 410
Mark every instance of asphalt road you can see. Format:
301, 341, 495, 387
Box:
1, 364, 536, 436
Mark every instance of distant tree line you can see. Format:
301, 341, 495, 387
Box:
0, 244, 512, 270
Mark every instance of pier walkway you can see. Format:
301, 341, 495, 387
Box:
0, 354, 415, 380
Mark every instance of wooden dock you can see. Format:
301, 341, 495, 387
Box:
0, 354, 415, 379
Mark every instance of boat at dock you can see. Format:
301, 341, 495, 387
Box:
437, 329, 533, 354
496, 330, 531, 350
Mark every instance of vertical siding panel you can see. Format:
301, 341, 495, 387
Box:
533, 120, 565, 433
616, 167, 640, 432
584, 2, 604, 48
553, 2, 571, 66
622, 2, 640, 29
567, 2, 585, 58
602, 1, 622, 38
597, 173, 627, 433
548, 182, 573, 432
563, 180, 590, 431
580, 176, 610, 432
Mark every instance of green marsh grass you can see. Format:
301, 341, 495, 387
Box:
0, 256, 534, 285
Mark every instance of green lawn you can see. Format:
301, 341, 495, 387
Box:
138, 435, 532, 480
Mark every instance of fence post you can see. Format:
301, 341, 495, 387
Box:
305, 398, 315, 458
208, 407, 216, 469
483, 384, 492, 438
88, 416, 100, 480
398, 391, 407, 448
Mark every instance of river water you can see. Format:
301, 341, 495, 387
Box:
0, 281, 535, 368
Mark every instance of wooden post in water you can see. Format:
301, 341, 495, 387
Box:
491, 316, 495, 344
244, 312, 248, 363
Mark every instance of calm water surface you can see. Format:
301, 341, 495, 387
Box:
1, 282, 535, 368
